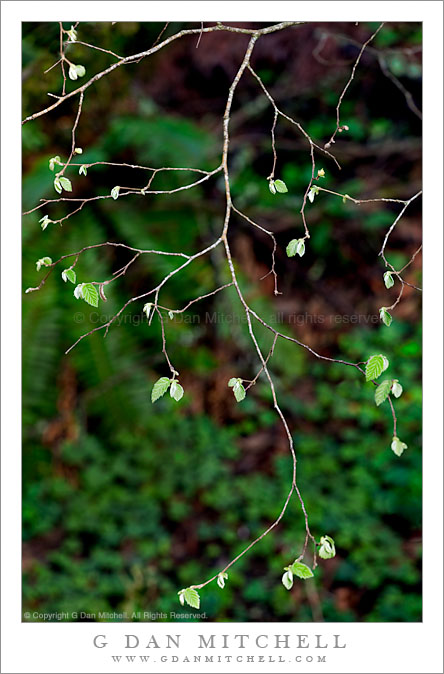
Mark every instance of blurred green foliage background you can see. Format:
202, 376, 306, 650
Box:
22, 21, 422, 622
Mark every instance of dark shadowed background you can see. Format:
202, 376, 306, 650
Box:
22, 21, 422, 622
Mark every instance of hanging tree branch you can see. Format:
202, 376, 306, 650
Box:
24, 20, 420, 609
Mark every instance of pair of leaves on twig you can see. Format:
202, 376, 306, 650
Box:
151, 377, 184, 403
68, 64, 86, 81
74, 283, 99, 307
177, 572, 228, 610
178, 587, 200, 609
269, 179, 288, 195
281, 561, 314, 590
228, 377, 246, 402
286, 238, 305, 258
282, 535, 336, 590
374, 379, 403, 406
53, 176, 72, 194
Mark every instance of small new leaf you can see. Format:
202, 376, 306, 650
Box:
233, 381, 246, 402
274, 179, 288, 194
74, 147, 83, 155
53, 177, 62, 194
268, 180, 277, 195
143, 303, 153, 321
111, 186, 120, 200
151, 377, 171, 403
67, 25, 77, 42
81, 283, 99, 308
379, 307, 392, 327
68, 64, 78, 81
391, 380, 403, 398
384, 271, 395, 289
317, 168, 325, 178
35, 257, 52, 272
282, 569, 294, 590
217, 572, 228, 589
69, 64, 86, 80
374, 379, 392, 406
79, 165, 88, 176
318, 535, 336, 560
291, 561, 314, 579
178, 588, 200, 609
74, 284, 83, 300
39, 215, 52, 231
308, 185, 319, 203
228, 377, 241, 388
286, 239, 298, 257
61, 268, 76, 284
391, 436, 407, 457
296, 239, 305, 257
170, 380, 184, 402
49, 156, 61, 171
365, 354, 389, 382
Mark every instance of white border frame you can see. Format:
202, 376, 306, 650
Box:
2, 2, 443, 672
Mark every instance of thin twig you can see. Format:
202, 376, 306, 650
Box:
325, 23, 384, 149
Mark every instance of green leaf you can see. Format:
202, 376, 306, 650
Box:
274, 179, 288, 193
59, 176, 72, 192
111, 186, 120, 200
365, 354, 389, 382
374, 379, 393, 406
81, 283, 99, 307
79, 165, 88, 176
74, 147, 83, 155
217, 572, 228, 589
318, 535, 336, 560
286, 239, 298, 257
53, 177, 62, 194
296, 239, 305, 257
391, 380, 403, 398
291, 561, 314, 579
178, 588, 200, 609
170, 381, 184, 402
282, 569, 293, 590
379, 307, 392, 327
391, 436, 407, 457
384, 271, 395, 289
228, 377, 240, 388
75, 64, 86, 78
61, 268, 76, 284
168, 311, 174, 320
151, 377, 171, 403
233, 381, 246, 402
